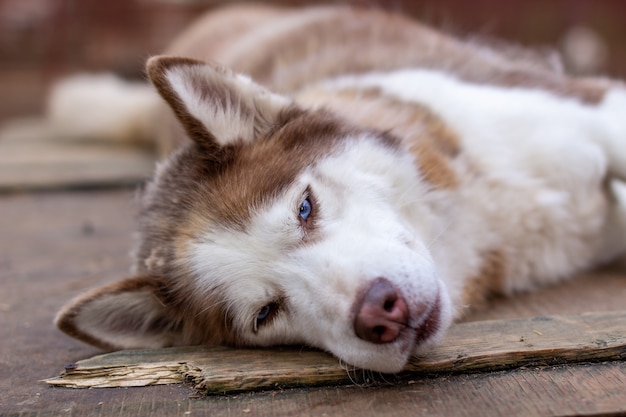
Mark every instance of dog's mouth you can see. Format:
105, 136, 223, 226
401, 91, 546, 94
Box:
410, 294, 441, 347
366, 291, 443, 372
390, 288, 443, 360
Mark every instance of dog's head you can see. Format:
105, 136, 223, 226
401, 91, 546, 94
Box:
56, 57, 452, 373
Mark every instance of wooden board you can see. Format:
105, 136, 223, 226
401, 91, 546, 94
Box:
45, 311, 626, 394
0, 118, 155, 191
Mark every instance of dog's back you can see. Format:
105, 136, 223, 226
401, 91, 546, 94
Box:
50, 4, 617, 155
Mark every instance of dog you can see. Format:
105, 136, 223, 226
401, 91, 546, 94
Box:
54, 4, 626, 373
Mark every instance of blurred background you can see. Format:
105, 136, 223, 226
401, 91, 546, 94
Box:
1, 0, 625, 123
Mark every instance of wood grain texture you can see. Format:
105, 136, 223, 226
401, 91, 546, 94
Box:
0, 119, 155, 191
45, 311, 626, 394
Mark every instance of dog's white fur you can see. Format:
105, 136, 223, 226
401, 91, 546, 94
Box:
318, 69, 626, 282
54, 4, 626, 373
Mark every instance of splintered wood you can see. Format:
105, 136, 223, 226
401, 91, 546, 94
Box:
45, 311, 626, 394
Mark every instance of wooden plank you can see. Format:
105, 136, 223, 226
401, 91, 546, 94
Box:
0, 118, 155, 191
45, 311, 626, 394
229, 363, 625, 417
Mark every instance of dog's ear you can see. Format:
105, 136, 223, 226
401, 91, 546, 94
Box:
55, 276, 181, 350
146, 55, 293, 151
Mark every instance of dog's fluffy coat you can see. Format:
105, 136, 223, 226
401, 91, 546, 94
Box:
55, 4, 626, 373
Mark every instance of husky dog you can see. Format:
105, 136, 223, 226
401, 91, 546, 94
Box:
55, 5, 626, 373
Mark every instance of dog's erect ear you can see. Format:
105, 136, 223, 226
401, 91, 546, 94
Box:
146, 55, 293, 151
55, 276, 181, 350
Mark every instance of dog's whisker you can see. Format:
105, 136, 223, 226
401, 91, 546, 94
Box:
426, 216, 455, 249
377, 371, 392, 385
339, 359, 362, 388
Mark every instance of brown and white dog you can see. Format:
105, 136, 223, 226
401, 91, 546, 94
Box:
54, 4, 626, 373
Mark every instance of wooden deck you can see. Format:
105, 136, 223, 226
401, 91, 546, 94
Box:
1, 182, 625, 416
2, 0, 626, 414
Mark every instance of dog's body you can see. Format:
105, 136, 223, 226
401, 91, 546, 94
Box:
55, 5, 626, 373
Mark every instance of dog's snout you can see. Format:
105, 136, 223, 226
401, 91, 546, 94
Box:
353, 278, 409, 344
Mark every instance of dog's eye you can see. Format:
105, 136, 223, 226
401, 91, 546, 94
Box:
299, 198, 312, 221
258, 305, 272, 321
253, 302, 279, 332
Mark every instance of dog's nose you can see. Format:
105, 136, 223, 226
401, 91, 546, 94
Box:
353, 278, 409, 344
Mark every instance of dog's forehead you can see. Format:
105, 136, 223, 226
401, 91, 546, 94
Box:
169, 110, 393, 230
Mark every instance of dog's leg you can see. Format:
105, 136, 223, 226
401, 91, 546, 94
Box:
573, 81, 626, 262
596, 87, 626, 181
597, 180, 626, 263
582, 81, 626, 261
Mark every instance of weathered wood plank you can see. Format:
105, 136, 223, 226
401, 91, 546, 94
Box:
0, 119, 155, 191
409, 311, 626, 371
45, 311, 626, 394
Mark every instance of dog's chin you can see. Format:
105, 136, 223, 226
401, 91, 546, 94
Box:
412, 291, 444, 346
394, 290, 451, 371
410, 284, 453, 357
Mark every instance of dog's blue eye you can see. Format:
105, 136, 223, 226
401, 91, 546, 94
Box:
299, 198, 312, 221
254, 303, 279, 332
257, 305, 272, 321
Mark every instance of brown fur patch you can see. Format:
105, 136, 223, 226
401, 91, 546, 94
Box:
180, 108, 355, 232
297, 87, 461, 190
462, 249, 508, 311
491, 70, 608, 104
164, 280, 239, 346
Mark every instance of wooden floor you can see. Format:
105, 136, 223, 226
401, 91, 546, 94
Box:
1, 188, 625, 416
